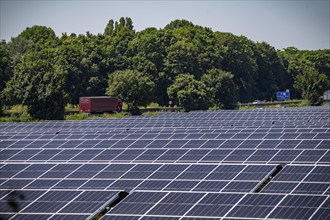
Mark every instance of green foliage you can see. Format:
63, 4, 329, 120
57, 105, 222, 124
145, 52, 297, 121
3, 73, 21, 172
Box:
0, 111, 34, 122
3, 17, 330, 119
18, 25, 57, 46
4, 55, 66, 120
18, 112, 33, 122
64, 113, 89, 120
216, 32, 258, 103
142, 111, 161, 117
202, 69, 237, 109
0, 40, 12, 91
64, 111, 130, 120
106, 69, 155, 114
253, 42, 287, 100
105, 112, 130, 118
168, 74, 211, 111
293, 60, 329, 105
8, 105, 28, 114
91, 111, 130, 118
104, 19, 114, 36
65, 103, 79, 112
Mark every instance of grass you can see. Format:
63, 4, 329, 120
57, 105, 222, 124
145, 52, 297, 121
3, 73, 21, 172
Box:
92, 112, 131, 118
323, 102, 330, 107
0, 112, 36, 122
65, 111, 131, 120
65, 103, 79, 112
238, 99, 310, 110
142, 102, 162, 109
64, 113, 89, 120
142, 111, 161, 117
239, 105, 257, 110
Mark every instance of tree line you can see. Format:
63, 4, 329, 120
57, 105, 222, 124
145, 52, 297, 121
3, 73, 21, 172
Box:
0, 18, 329, 119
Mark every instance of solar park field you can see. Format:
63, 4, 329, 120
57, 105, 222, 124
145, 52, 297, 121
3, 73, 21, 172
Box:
0, 106, 329, 220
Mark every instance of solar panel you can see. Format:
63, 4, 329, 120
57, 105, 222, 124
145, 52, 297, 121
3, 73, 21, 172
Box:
272, 165, 314, 181
1, 106, 329, 219
109, 191, 167, 215
226, 194, 283, 218
187, 193, 243, 217
267, 195, 327, 219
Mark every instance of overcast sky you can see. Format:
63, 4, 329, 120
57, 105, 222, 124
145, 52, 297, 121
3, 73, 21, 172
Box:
0, 0, 329, 50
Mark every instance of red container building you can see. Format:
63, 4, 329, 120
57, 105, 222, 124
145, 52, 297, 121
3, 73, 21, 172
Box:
79, 96, 123, 113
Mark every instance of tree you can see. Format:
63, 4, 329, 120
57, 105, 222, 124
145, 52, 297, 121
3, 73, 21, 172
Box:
293, 60, 329, 105
0, 40, 12, 92
202, 69, 237, 109
55, 39, 86, 104
168, 74, 211, 111
163, 21, 221, 80
254, 42, 287, 100
126, 17, 134, 30
104, 18, 135, 71
3, 19, 330, 117
215, 32, 258, 103
18, 25, 57, 45
128, 27, 168, 105
4, 54, 66, 119
0, 40, 12, 115
164, 40, 198, 78
106, 70, 155, 114
104, 19, 114, 36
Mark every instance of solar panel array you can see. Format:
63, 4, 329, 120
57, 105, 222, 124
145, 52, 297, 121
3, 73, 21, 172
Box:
0, 106, 329, 220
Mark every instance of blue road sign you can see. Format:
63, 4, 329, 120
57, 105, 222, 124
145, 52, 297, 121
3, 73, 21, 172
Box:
276, 91, 290, 100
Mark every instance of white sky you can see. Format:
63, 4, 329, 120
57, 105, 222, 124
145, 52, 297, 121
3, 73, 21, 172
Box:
0, 0, 329, 50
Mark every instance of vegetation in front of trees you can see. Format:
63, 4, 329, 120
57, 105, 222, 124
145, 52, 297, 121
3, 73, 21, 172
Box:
106, 69, 155, 114
0, 18, 329, 119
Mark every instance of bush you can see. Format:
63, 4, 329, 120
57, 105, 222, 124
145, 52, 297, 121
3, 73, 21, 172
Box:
168, 74, 211, 112
106, 70, 155, 115
64, 113, 89, 120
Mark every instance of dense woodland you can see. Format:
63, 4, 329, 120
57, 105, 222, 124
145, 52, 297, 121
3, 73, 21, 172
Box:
0, 18, 329, 119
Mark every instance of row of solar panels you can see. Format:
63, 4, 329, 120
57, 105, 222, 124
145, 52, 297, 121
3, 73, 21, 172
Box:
0, 190, 117, 220
1, 107, 329, 130
1, 163, 329, 193
1, 130, 330, 141
2, 138, 330, 150
104, 191, 329, 220
3, 190, 328, 220
2, 125, 329, 131
0, 107, 329, 219
1, 148, 329, 164
2, 120, 329, 133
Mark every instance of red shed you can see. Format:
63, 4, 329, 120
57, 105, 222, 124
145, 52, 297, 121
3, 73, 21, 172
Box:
79, 96, 123, 113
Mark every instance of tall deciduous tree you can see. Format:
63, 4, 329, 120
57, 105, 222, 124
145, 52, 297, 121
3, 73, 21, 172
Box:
104, 19, 114, 36
0, 40, 12, 92
293, 60, 329, 105
202, 69, 237, 109
106, 70, 155, 114
216, 32, 258, 103
168, 74, 211, 111
254, 42, 287, 100
4, 53, 66, 119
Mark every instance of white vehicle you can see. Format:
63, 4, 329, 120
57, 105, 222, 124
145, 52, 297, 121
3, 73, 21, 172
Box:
252, 100, 262, 104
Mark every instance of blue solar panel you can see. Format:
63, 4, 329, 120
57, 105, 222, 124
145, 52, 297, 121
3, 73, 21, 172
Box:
268, 195, 327, 219
206, 165, 246, 180
148, 192, 204, 216
1, 106, 329, 219
110, 191, 167, 215
226, 194, 283, 218
187, 193, 243, 217
272, 165, 314, 181
310, 198, 330, 220
262, 182, 297, 193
